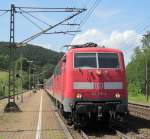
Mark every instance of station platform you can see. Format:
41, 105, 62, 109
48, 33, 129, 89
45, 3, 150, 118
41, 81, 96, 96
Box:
0, 90, 70, 139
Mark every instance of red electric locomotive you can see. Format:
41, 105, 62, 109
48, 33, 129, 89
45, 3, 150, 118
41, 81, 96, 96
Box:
45, 43, 128, 127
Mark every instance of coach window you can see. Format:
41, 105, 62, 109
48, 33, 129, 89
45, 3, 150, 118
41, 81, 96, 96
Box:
74, 53, 97, 68
98, 53, 119, 68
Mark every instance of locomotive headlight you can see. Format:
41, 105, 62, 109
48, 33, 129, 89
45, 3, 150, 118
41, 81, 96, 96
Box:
96, 69, 102, 76
76, 93, 82, 99
115, 93, 120, 98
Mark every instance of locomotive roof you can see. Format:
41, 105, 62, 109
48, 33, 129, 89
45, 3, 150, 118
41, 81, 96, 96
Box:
68, 46, 122, 53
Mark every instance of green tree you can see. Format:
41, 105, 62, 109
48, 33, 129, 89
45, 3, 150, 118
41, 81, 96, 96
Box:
126, 32, 150, 101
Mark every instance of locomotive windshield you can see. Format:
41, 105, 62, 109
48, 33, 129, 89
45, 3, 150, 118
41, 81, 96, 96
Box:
98, 53, 119, 68
74, 53, 97, 68
74, 53, 119, 68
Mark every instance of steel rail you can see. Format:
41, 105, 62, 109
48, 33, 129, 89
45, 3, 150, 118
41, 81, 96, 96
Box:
79, 128, 130, 139
128, 102, 150, 121
115, 129, 130, 139
128, 102, 150, 108
79, 130, 90, 139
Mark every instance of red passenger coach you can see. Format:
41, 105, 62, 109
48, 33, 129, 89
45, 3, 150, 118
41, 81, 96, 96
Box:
45, 43, 128, 127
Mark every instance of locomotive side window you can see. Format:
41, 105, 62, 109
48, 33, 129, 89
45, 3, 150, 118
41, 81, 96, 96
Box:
74, 53, 97, 68
98, 53, 119, 68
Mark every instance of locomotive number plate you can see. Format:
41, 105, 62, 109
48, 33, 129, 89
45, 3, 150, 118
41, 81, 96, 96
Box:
94, 83, 104, 89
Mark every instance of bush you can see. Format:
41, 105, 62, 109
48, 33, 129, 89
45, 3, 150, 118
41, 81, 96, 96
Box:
128, 83, 142, 96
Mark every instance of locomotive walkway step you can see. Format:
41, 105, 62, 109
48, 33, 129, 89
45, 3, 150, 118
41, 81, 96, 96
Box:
0, 90, 71, 139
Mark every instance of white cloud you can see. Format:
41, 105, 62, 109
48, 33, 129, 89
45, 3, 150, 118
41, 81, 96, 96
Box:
102, 30, 142, 50
71, 29, 106, 45
71, 29, 142, 64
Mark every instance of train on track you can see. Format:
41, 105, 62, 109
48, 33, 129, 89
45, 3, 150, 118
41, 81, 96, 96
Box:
45, 43, 128, 127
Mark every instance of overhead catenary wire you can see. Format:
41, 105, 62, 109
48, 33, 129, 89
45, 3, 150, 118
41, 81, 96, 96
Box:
69, 0, 89, 32
15, 7, 85, 10
79, 0, 102, 28
0, 9, 10, 12
15, 7, 85, 13
18, 8, 86, 46
69, 0, 102, 45
20, 12, 44, 31
44, 30, 81, 35
19, 8, 52, 27
67, 0, 93, 43
136, 23, 150, 34
0, 11, 9, 16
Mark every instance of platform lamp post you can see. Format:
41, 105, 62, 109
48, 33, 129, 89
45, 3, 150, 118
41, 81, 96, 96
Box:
27, 60, 33, 95
32, 67, 37, 92
20, 52, 23, 102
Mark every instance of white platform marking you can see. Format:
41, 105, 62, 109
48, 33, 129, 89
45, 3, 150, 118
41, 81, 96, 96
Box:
35, 92, 43, 139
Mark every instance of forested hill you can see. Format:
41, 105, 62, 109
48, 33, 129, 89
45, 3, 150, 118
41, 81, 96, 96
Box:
0, 41, 63, 70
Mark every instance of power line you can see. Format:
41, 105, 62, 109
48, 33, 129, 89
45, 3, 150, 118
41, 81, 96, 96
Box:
44, 30, 81, 35
69, 0, 102, 44
15, 7, 85, 13
137, 23, 150, 33
19, 8, 52, 27
20, 12, 44, 31
16, 7, 83, 10
79, 0, 102, 27
70, 0, 91, 31
0, 11, 9, 16
18, 8, 86, 46
0, 9, 10, 12
61, 23, 80, 26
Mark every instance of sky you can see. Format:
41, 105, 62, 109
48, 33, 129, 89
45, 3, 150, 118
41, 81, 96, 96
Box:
0, 0, 150, 64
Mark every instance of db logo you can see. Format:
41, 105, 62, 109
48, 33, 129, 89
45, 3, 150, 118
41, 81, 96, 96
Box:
94, 83, 104, 89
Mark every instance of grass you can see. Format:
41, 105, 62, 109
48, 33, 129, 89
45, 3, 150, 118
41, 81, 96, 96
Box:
0, 70, 8, 81
0, 70, 8, 96
128, 93, 150, 105
0, 70, 27, 97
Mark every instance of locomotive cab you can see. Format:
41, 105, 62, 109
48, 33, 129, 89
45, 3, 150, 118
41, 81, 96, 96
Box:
64, 44, 128, 126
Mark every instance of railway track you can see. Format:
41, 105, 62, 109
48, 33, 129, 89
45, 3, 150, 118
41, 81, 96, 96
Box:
77, 126, 130, 139
64, 114, 150, 139
58, 111, 134, 139
48, 93, 150, 139
128, 102, 150, 121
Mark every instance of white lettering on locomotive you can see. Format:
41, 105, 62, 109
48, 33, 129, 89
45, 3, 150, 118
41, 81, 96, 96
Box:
93, 83, 104, 89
